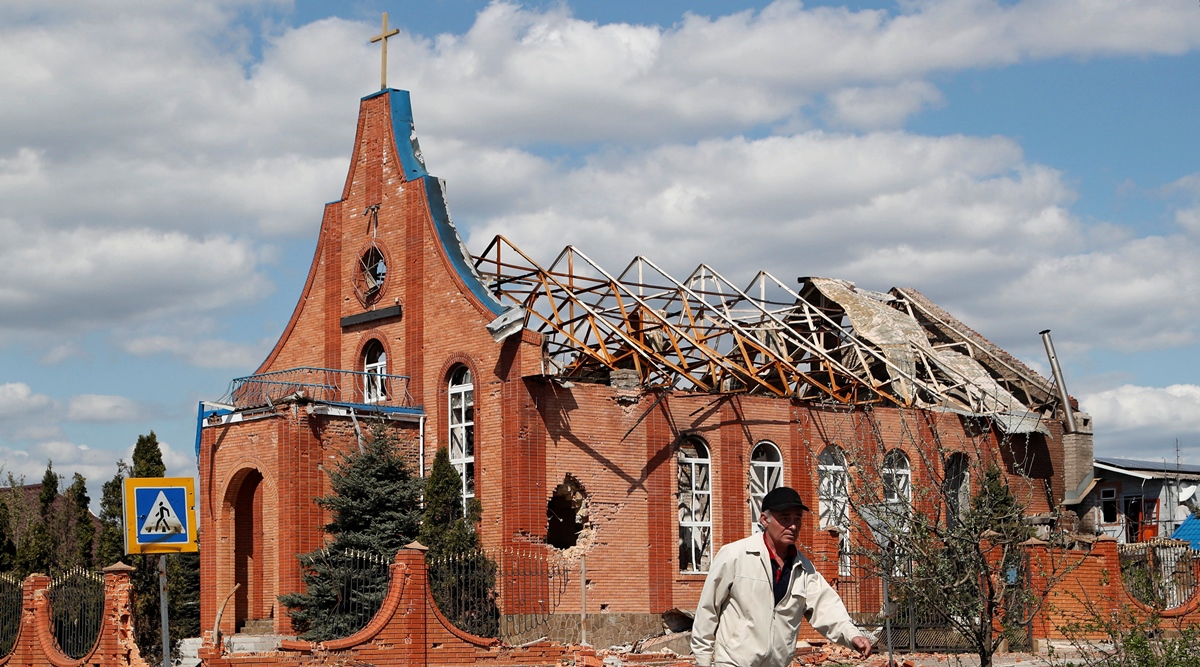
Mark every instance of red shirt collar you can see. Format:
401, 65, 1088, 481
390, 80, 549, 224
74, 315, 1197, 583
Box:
763, 533, 797, 561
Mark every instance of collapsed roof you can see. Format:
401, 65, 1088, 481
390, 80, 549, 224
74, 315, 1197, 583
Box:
473, 236, 1058, 431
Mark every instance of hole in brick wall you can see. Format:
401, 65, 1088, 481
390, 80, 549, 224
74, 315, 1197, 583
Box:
546, 474, 588, 549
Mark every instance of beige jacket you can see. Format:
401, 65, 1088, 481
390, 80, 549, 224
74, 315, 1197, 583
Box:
691, 535, 866, 667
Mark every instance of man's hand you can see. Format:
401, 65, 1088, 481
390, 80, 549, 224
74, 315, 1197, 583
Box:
851, 635, 872, 657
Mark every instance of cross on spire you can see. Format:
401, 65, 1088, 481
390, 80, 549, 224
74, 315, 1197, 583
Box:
370, 12, 401, 90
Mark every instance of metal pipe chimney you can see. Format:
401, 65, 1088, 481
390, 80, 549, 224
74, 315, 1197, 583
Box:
1040, 329, 1077, 434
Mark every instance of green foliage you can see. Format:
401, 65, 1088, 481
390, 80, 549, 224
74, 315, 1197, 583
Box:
0, 495, 15, 572
279, 424, 423, 641
420, 448, 499, 638
96, 461, 129, 568
1052, 603, 1200, 667
39, 462, 59, 517
66, 473, 95, 569
168, 552, 202, 651
132, 432, 166, 478
851, 455, 1062, 667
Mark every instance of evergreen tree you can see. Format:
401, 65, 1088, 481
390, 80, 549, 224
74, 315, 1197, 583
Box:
0, 494, 16, 572
96, 461, 130, 568
39, 462, 59, 516
132, 432, 166, 478
15, 461, 59, 576
419, 447, 499, 637
167, 552, 202, 646
65, 473, 95, 569
279, 424, 422, 641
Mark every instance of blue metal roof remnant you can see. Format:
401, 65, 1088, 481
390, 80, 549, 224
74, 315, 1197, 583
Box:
1171, 514, 1200, 549
365, 88, 505, 317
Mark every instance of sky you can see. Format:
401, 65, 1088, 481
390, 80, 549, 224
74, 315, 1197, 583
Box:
2, 0, 1200, 504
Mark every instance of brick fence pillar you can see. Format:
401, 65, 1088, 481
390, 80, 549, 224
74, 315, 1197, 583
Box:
100, 562, 149, 667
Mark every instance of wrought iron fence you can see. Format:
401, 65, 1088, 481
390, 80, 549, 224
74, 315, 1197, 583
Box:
303, 548, 393, 641
1119, 538, 1198, 610
836, 563, 976, 653
47, 567, 105, 659
223, 367, 415, 410
427, 547, 570, 642
0, 573, 20, 657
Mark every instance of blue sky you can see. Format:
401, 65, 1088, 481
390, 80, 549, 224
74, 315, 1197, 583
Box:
2, 0, 1200, 504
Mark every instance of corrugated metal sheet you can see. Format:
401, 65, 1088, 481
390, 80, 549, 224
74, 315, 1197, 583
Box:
810, 277, 1030, 416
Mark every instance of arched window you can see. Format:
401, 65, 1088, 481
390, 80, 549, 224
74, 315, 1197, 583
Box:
362, 341, 387, 404
448, 366, 475, 512
749, 441, 783, 533
883, 449, 911, 504
678, 437, 712, 573
818, 445, 851, 576
944, 453, 970, 529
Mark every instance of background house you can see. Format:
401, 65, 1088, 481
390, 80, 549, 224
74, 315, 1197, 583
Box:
1073, 457, 1200, 543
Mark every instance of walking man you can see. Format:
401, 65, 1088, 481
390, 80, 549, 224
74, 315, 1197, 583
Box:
692, 486, 872, 666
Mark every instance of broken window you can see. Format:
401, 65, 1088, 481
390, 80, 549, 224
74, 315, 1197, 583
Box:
944, 453, 970, 529
883, 449, 911, 504
448, 366, 475, 512
749, 441, 783, 533
546, 476, 588, 549
817, 445, 850, 576
678, 436, 712, 573
362, 340, 387, 404
354, 246, 388, 305
1101, 488, 1118, 524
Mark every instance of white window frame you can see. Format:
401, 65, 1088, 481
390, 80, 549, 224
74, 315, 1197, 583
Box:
883, 449, 912, 504
448, 366, 475, 512
818, 445, 851, 576
678, 437, 712, 573
363, 341, 387, 404
749, 441, 783, 533
944, 453, 970, 529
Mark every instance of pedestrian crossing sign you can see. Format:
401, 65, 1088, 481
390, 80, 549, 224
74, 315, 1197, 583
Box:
123, 477, 198, 555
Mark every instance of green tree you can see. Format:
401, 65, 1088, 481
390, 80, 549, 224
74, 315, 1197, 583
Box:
132, 432, 166, 478
14, 461, 59, 576
279, 424, 423, 641
96, 461, 130, 568
419, 447, 499, 637
64, 473, 96, 570
0, 494, 16, 572
840, 428, 1082, 667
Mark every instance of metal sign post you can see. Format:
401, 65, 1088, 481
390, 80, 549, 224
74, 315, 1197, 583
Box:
160, 554, 170, 667
123, 477, 199, 667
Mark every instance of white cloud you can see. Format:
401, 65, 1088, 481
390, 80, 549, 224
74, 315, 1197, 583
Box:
120, 335, 270, 369
0, 382, 55, 419
824, 81, 944, 130
1083, 384, 1200, 433
0, 221, 270, 335
67, 394, 148, 422
1081, 384, 1200, 463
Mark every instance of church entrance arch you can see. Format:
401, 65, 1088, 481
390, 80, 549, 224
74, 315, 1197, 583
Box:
226, 467, 273, 632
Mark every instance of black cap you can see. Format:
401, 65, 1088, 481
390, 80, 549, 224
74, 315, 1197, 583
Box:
761, 486, 810, 513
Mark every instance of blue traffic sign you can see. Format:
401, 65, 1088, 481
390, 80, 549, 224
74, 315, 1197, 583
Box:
123, 477, 198, 554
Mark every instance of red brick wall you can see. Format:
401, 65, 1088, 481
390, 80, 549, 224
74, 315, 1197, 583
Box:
1, 565, 147, 667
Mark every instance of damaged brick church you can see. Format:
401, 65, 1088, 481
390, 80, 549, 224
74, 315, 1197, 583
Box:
196, 87, 1093, 642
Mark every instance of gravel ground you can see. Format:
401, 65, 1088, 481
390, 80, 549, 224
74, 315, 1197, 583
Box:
795, 641, 1088, 667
